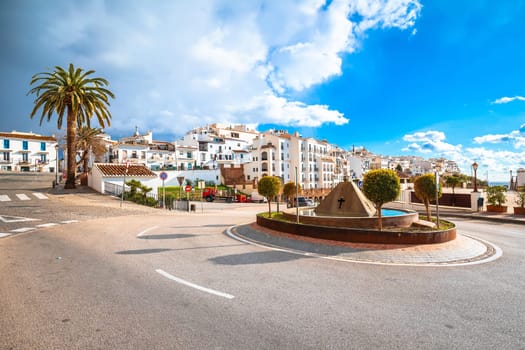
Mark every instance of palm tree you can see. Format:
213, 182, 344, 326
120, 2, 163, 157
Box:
76, 127, 107, 174
28, 64, 114, 188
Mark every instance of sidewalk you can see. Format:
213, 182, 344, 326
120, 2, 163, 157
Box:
388, 201, 525, 225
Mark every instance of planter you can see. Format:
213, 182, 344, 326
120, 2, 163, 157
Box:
486, 205, 508, 213
513, 207, 525, 215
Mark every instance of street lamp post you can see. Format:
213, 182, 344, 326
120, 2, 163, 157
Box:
472, 162, 478, 192
54, 144, 59, 186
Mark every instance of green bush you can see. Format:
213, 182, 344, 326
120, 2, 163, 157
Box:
486, 186, 507, 206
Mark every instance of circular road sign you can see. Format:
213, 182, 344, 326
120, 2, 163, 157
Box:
159, 172, 168, 180
185, 185, 192, 192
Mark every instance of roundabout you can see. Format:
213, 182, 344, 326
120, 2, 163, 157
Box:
227, 223, 502, 267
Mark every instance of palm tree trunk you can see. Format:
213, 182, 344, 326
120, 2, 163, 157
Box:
65, 107, 77, 189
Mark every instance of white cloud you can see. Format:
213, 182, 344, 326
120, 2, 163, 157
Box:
402, 130, 446, 143
402, 131, 462, 157
30, 0, 421, 136
473, 124, 525, 149
401, 129, 525, 181
491, 96, 525, 104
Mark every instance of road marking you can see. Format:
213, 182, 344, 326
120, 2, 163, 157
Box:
0, 215, 38, 223
226, 226, 504, 268
155, 269, 235, 299
137, 226, 158, 237
36, 223, 59, 228
33, 193, 48, 199
0, 233, 11, 238
0, 195, 10, 202
10, 227, 36, 233
60, 220, 79, 224
16, 194, 30, 201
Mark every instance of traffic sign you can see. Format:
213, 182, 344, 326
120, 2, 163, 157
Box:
185, 185, 192, 192
159, 171, 168, 180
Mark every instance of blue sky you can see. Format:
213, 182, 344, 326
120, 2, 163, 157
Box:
1, 0, 524, 181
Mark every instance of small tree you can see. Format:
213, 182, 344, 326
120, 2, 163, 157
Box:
258, 176, 282, 217
486, 186, 507, 206
445, 173, 466, 206
362, 169, 401, 231
414, 174, 442, 220
515, 191, 525, 208
282, 181, 301, 207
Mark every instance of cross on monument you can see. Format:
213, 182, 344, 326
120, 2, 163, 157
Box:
338, 197, 345, 209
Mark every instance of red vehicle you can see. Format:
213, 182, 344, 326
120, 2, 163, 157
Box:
202, 187, 217, 202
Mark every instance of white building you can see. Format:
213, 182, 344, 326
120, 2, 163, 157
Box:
0, 131, 58, 172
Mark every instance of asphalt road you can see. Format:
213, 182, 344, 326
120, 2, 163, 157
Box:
1, 174, 524, 349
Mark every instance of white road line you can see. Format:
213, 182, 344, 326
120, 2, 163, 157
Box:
0, 215, 38, 223
226, 226, 504, 268
60, 220, 79, 224
10, 227, 36, 233
0, 195, 10, 202
16, 194, 30, 201
36, 223, 58, 228
0, 233, 11, 238
137, 226, 158, 237
155, 269, 235, 300
32, 193, 48, 199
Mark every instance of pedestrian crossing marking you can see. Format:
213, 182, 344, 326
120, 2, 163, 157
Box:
0, 192, 50, 202
0, 233, 11, 238
61, 220, 79, 224
16, 194, 30, 201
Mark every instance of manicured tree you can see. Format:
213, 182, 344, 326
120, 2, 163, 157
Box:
445, 173, 464, 206
362, 169, 401, 231
28, 64, 114, 189
258, 176, 282, 217
414, 174, 442, 220
282, 181, 301, 207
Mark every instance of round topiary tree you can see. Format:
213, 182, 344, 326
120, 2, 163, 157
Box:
258, 176, 282, 217
414, 173, 442, 220
362, 169, 401, 231
282, 181, 301, 207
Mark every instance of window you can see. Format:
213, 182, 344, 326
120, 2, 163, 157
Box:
3, 139, 9, 149
3, 152, 9, 161
22, 153, 28, 162
40, 154, 46, 163
22, 141, 28, 150
40, 142, 46, 151
187, 152, 192, 158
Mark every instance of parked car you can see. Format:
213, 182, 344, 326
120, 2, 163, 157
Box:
250, 191, 267, 203
290, 196, 309, 207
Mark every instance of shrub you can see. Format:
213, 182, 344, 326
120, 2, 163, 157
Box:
486, 186, 507, 206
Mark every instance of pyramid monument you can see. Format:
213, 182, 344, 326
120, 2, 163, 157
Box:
315, 180, 377, 217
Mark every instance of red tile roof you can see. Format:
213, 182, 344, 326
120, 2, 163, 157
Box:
95, 164, 157, 177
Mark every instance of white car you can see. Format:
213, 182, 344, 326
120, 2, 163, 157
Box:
250, 191, 267, 203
